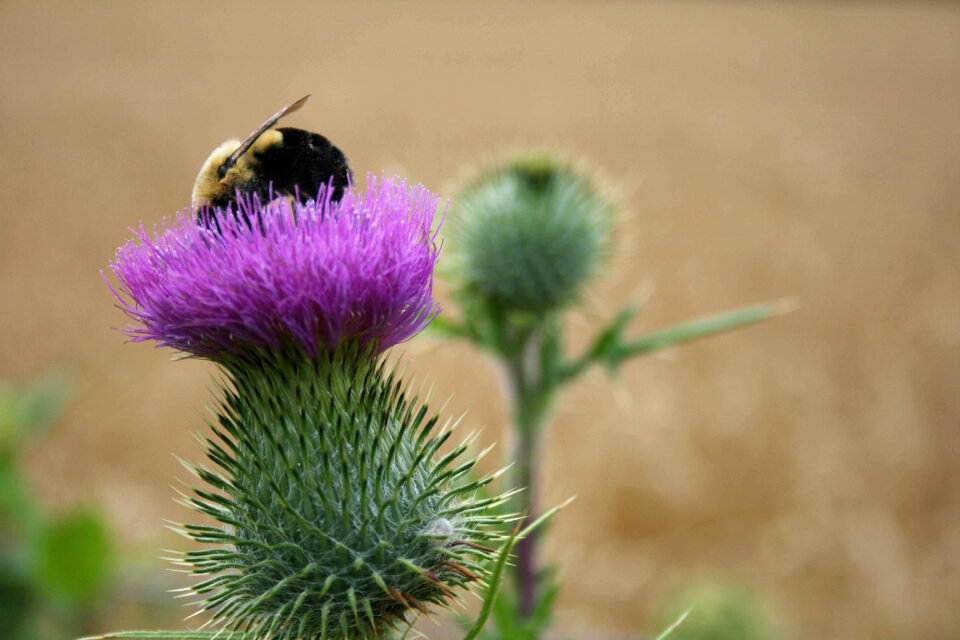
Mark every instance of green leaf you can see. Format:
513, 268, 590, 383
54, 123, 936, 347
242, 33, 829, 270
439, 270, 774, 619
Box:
562, 298, 795, 383
560, 301, 641, 382
594, 301, 641, 358
462, 498, 573, 640
32, 507, 113, 605
654, 607, 692, 640
613, 299, 795, 364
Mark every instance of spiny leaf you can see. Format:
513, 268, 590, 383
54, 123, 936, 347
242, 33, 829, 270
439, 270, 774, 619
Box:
462, 497, 573, 640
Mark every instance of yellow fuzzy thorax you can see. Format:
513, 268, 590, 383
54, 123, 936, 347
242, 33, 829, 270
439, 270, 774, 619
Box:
191, 130, 283, 206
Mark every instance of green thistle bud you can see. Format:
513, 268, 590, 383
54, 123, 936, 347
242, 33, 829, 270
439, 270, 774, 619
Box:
176, 346, 509, 640
449, 153, 617, 316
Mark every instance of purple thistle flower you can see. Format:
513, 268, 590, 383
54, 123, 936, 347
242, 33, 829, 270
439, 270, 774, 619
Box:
107, 175, 443, 358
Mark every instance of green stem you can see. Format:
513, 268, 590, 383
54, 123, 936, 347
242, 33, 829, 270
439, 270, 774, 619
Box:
502, 327, 552, 620
513, 425, 542, 618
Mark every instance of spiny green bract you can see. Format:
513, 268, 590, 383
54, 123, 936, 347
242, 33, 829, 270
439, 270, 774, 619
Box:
449, 153, 616, 316
175, 346, 509, 640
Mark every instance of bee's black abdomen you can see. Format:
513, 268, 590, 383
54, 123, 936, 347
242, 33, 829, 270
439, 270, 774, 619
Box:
257, 127, 352, 204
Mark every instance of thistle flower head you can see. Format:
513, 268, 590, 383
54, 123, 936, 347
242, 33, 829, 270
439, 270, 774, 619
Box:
105, 173, 514, 640
108, 175, 442, 359
449, 152, 616, 315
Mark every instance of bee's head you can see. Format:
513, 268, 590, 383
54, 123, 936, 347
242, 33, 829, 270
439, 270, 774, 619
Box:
191, 130, 283, 208
191, 96, 311, 210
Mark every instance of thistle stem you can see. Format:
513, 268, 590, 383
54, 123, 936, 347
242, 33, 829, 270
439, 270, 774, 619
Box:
513, 425, 542, 618
502, 327, 551, 621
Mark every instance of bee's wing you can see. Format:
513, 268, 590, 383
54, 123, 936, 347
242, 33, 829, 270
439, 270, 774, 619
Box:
220, 95, 311, 175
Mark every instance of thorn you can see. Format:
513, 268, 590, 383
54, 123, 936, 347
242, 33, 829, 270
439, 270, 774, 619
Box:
399, 558, 455, 596
423, 569, 455, 596
443, 561, 479, 581
384, 614, 399, 631
406, 594, 431, 616
389, 588, 411, 610
451, 540, 496, 553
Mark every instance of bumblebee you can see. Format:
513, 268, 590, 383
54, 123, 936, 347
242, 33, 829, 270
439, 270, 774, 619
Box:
192, 95, 352, 215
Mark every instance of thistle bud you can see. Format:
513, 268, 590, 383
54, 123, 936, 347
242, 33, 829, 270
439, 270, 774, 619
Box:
180, 346, 504, 639
449, 153, 616, 316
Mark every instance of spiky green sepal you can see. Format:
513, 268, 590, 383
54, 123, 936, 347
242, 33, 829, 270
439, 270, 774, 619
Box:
176, 345, 511, 640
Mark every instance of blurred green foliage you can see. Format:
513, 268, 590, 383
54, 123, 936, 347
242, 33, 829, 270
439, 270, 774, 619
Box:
474, 572, 559, 640
0, 375, 115, 640
653, 581, 784, 640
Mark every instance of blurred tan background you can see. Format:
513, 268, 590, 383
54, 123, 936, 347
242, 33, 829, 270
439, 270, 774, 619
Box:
1, 1, 959, 638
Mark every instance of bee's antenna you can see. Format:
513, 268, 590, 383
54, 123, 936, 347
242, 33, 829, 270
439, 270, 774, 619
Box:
219, 95, 311, 179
